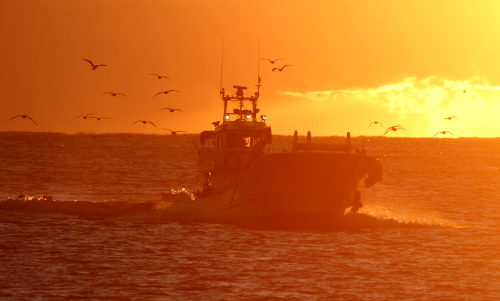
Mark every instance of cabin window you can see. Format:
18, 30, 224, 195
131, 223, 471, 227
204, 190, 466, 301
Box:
239, 135, 251, 148
226, 133, 239, 148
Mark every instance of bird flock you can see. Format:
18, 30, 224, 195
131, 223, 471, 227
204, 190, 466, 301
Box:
368, 115, 460, 137
7, 58, 186, 135
8, 57, 460, 138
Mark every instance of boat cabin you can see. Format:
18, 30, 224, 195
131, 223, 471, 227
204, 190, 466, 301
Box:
197, 85, 272, 196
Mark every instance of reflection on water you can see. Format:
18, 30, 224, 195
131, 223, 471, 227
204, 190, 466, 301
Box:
1, 132, 500, 300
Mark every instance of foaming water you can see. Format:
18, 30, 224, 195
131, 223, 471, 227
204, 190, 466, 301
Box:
1, 132, 500, 300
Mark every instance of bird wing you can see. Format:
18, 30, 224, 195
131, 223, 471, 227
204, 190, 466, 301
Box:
9, 115, 22, 120
154, 92, 164, 97
272, 68, 278, 72
176, 109, 184, 112
83, 59, 95, 67
159, 108, 170, 110
161, 128, 172, 132
147, 121, 156, 127
118, 93, 126, 96
148, 74, 159, 76
453, 116, 460, 120
433, 132, 440, 137
368, 122, 374, 128
26, 116, 37, 125
132, 120, 141, 125
449, 132, 455, 136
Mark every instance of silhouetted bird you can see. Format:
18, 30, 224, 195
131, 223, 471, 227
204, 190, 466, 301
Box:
383, 125, 406, 136
74, 113, 95, 119
368, 121, 384, 128
148, 74, 172, 80
83, 59, 106, 70
463, 89, 466, 93
159, 108, 183, 113
103, 92, 126, 97
443, 116, 460, 123
272, 65, 292, 72
161, 128, 186, 135
212, 121, 220, 127
9, 115, 38, 125
133, 120, 156, 127
260, 58, 283, 64
433, 131, 454, 137
154, 90, 179, 97
88, 117, 111, 121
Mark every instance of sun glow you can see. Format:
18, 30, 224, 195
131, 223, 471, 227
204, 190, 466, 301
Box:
281, 76, 500, 137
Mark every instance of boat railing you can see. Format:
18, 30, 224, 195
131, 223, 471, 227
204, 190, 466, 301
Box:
291, 131, 351, 153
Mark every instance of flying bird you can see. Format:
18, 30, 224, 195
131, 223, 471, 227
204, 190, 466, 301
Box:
368, 121, 384, 128
272, 65, 292, 72
9, 115, 38, 125
74, 113, 95, 119
154, 90, 180, 97
383, 125, 407, 136
159, 108, 183, 113
83, 59, 106, 70
88, 117, 111, 121
133, 120, 156, 127
443, 116, 460, 123
161, 128, 186, 135
103, 92, 126, 97
433, 131, 454, 137
260, 58, 283, 64
148, 74, 172, 80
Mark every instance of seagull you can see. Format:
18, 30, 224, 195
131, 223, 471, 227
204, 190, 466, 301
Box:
154, 90, 180, 97
159, 108, 183, 113
433, 131, 454, 137
368, 121, 384, 128
260, 58, 283, 64
88, 117, 111, 121
161, 128, 186, 135
272, 65, 292, 72
83, 59, 106, 70
148, 74, 172, 80
74, 113, 95, 119
133, 120, 156, 127
9, 115, 38, 125
443, 116, 460, 123
383, 125, 407, 136
103, 92, 126, 97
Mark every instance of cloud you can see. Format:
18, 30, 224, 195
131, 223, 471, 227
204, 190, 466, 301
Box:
281, 76, 486, 118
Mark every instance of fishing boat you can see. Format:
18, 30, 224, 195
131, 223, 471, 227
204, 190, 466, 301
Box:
159, 84, 382, 228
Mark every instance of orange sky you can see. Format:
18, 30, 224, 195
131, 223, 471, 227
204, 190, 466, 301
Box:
2, 0, 500, 137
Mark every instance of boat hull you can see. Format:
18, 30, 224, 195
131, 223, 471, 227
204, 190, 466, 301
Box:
160, 152, 381, 228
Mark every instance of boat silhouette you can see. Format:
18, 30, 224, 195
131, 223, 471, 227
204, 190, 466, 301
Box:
160, 85, 382, 229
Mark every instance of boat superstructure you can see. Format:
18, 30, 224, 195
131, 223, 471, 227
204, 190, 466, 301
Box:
197, 85, 272, 197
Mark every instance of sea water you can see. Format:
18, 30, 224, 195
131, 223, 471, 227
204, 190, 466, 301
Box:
1, 132, 499, 300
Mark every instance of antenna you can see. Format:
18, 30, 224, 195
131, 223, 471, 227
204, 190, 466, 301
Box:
219, 37, 224, 91
257, 38, 261, 95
